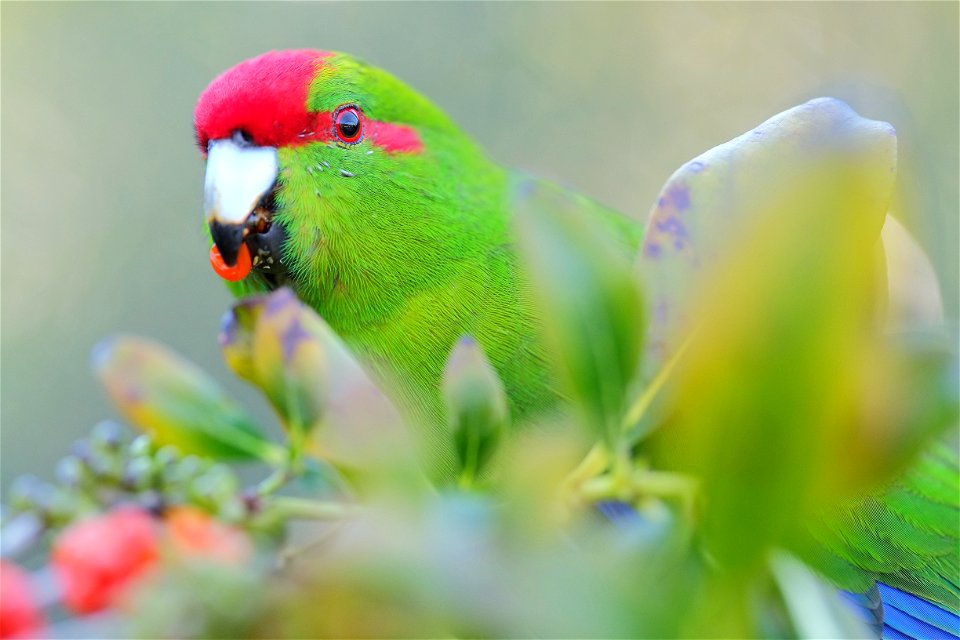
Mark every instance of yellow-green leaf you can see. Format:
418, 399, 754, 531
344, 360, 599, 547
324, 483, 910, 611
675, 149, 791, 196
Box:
93, 336, 282, 464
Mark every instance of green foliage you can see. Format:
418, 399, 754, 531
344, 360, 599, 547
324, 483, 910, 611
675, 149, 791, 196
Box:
514, 179, 646, 449
3, 99, 957, 638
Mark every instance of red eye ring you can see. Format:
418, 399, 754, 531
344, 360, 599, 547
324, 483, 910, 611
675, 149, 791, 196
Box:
334, 105, 363, 144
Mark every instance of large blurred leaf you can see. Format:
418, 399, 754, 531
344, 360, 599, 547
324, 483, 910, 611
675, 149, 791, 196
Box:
93, 336, 283, 463
791, 347, 959, 608
841, 332, 959, 487
637, 97, 896, 376
640, 98, 906, 568
260, 491, 700, 639
513, 179, 645, 447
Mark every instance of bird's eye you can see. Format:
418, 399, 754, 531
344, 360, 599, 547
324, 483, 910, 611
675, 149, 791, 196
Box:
334, 106, 363, 145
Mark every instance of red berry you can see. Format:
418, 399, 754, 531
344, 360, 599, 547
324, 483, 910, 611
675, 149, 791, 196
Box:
210, 243, 252, 282
0, 561, 44, 639
52, 508, 159, 614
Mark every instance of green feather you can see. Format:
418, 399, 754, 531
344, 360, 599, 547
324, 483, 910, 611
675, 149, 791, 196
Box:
798, 441, 960, 610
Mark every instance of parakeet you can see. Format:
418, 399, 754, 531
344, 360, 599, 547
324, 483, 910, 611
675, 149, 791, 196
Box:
194, 50, 958, 638
194, 49, 640, 459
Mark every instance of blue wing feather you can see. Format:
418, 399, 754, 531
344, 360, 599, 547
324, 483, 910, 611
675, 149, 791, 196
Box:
879, 583, 960, 640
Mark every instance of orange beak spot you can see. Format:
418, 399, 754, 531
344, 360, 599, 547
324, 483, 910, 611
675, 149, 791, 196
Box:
210, 243, 252, 282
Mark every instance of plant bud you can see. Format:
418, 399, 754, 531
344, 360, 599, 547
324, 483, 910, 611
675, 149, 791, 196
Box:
91, 420, 126, 449
123, 457, 156, 492
165, 455, 203, 486
70, 439, 95, 466
8, 476, 48, 513
154, 445, 181, 470
55, 456, 87, 488
197, 465, 240, 503
93, 336, 283, 464
442, 336, 508, 484
128, 434, 154, 459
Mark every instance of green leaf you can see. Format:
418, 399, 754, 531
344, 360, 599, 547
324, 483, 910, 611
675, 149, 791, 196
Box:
513, 179, 646, 447
842, 332, 959, 488
92, 336, 283, 464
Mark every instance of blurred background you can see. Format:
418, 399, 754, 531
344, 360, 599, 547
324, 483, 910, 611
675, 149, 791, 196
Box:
2, 2, 957, 488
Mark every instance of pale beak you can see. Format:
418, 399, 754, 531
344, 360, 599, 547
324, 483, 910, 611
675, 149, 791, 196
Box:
204, 137, 278, 266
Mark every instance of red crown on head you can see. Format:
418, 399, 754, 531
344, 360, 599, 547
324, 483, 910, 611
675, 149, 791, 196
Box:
194, 49, 332, 151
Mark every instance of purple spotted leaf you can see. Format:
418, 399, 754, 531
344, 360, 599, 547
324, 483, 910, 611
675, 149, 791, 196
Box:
221, 289, 326, 436
638, 97, 897, 375
635, 99, 923, 566
220, 289, 417, 481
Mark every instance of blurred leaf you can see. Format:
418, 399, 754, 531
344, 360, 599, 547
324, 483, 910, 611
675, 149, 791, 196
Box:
880, 215, 946, 333
218, 297, 261, 385
644, 98, 901, 569
793, 434, 960, 608
841, 332, 959, 488
637, 97, 896, 377
220, 290, 326, 436
769, 551, 872, 639
514, 179, 645, 447
261, 491, 700, 639
221, 289, 422, 489
442, 336, 508, 486
93, 336, 283, 464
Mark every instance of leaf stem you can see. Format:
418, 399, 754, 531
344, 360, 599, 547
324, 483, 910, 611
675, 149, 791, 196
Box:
266, 496, 355, 521
622, 334, 692, 432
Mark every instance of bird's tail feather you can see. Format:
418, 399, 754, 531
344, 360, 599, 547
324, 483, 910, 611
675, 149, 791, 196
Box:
878, 582, 960, 640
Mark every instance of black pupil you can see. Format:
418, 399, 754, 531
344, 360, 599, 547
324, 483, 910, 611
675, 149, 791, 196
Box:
338, 110, 360, 139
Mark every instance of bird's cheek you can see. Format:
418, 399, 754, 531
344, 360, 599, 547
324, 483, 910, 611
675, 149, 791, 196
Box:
247, 215, 288, 275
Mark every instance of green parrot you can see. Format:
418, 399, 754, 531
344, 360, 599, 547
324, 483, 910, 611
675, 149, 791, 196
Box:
194, 50, 958, 637
195, 49, 641, 455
